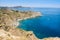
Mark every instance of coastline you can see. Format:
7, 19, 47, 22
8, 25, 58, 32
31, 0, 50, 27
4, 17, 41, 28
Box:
0, 8, 60, 40
0, 9, 41, 40
17, 12, 42, 27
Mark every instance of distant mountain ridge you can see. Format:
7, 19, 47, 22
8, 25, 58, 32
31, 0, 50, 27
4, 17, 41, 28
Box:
0, 6, 30, 8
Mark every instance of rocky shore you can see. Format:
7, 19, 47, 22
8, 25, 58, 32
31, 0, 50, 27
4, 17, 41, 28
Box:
0, 8, 60, 40
0, 8, 41, 40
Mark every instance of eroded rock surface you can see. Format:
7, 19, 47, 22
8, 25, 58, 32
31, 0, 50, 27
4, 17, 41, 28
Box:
0, 8, 41, 40
0, 8, 59, 40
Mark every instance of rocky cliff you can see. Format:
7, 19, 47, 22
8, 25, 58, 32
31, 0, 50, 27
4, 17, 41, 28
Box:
0, 8, 60, 40
0, 8, 41, 40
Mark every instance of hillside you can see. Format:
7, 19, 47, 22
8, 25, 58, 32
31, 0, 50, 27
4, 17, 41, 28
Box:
0, 8, 59, 40
0, 8, 41, 40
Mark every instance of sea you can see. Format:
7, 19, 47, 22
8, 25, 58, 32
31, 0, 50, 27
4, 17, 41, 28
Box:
13, 7, 60, 39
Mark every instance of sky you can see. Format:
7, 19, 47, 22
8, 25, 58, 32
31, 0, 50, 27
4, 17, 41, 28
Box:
0, 0, 60, 8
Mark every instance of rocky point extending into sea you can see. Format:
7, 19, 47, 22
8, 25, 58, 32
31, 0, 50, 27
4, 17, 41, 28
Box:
0, 8, 60, 40
0, 8, 41, 40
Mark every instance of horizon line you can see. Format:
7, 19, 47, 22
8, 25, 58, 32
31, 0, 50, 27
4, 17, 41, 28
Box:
0, 5, 60, 8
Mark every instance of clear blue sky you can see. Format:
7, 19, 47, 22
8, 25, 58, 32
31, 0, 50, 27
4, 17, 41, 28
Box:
0, 0, 60, 8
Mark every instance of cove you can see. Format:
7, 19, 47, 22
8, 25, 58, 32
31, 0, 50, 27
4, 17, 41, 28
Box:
18, 8, 60, 39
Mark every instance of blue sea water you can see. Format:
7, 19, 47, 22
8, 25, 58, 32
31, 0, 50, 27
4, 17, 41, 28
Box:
17, 8, 60, 39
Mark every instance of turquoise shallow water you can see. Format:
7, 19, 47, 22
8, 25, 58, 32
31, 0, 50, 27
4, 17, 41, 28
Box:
17, 8, 60, 39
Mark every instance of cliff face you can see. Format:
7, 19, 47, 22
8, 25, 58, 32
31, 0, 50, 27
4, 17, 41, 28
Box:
0, 28, 38, 40
0, 8, 59, 40
0, 8, 41, 40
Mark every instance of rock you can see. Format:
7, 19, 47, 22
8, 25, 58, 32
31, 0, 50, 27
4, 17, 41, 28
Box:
0, 8, 41, 40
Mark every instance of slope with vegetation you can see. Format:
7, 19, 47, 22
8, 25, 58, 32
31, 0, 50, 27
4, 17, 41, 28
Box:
0, 8, 41, 40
